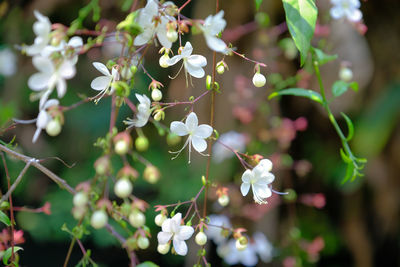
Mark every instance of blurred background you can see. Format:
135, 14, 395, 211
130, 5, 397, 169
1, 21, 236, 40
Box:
0, 0, 399, 266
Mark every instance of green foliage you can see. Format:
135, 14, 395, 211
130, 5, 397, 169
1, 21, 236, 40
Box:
68, 0, 101, 35
255, 0, 263, 11
269, 88, 323, 104
332, 80, 358, 98
137, 262, 159, 267
0, 210, 11, 226
2, 246, 23, 266
282, 0, 318, 66
312, 47, 338, 66
341, 112, 354, 141
116, 11, 143, 36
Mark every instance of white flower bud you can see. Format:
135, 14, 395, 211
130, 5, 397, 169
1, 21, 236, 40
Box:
121, 66, 133, 80
157, 243, 170, 254
339, 67, 353, 82
159, 54, 170, 68
218, 194, 230, 207
151, 88, 163, 102
129, 211, 146, 228
235, 237, 248, 251
73, 192, 88, 207
195, 232, 207, 246
90, 210, 108, 229
155, 214, 167, 226
166, 30, 178, 43
115, 140, 129, 155
72, 206, 87, 220
46, 120, 61, 136
137, 236, 150, 249
216, 64, 225, 74
252, 73, 266, 87
114, 178, 133, 198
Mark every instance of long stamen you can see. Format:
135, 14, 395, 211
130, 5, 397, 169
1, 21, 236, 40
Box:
168, 62, 184, 80
169, 137, 190, 160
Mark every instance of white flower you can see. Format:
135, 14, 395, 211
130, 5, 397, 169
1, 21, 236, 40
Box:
166, 42, 207, 85
26, 10, 52, 56
252, 232, 273, 263
134, 0, 176, 49
240, 159, 275, 204
33, 99, 59, 143
217, 239, 258, 267
42, 36, 83, 61
90, 62, 120, 103
28, 56, 76, 108
212, 131, 246, 163
0, 48, 17, 77
201, 11, 229, 54
124, 94, 152, 128
205, 214, 231, 245
157, 213, 194, 256
170, 112, 213, 163
330, 0, 362, 22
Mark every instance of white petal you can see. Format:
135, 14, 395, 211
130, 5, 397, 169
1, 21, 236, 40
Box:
28, 73, 51, 90
57, 79, 67, 98
161, 218, 172, 233
253, 184, 271, 199
258, 173, 275, 184
43, 99, 59, 109
240, 182, 250, 196
181, 42, 193, 58
92, 62, 111, 76
186, 63, 205, 78
346, 8, 362, 22
188, 55, 207, 67
144, 0, 159, 17
134, 27, 154, 46
330, 7, 344, 19
156, 30, 172, 49
59, 61, 76, 79
68, 36, 83, 48
170, 121, 189, 136
241, 169, 253, 183
171, 213, 182, 227
241, 248, 259, 266
192, 136, 207, 153
33, 56, 53, 73
166, 55, 183, 66
194, 124, 213, 138
205, 36, 228, 54
177, 226, 194, 240
91, 76, 111, 91
173, 238, 188, 256
258, 159, 273, 172
157, 231, 173, 244
185, 112, 198, 131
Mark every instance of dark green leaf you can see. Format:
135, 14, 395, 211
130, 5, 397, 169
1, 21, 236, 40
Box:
282, 0, 318, 66
312, 47, 338, 65
255, 0, 263, 11
0, 210, 11, 226
3, 246, 23, 265
332, 80, 349, 97
341, 112, 354, 141
137, 262, 159, 267
269, 88, 323, 104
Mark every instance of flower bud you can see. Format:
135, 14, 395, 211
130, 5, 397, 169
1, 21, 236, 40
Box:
166, 133, 181, 146
73, 192, 88, 207
153, 109, 165, 121
151, 88, 163, 102
135, 136, 149, 152
121, 66, 133, 80
129, 210, 146, 228
339, 67, 353, 82
91, 210, 108, 229
137, 236, 150, 249
114, 132, 132, 155
166, 29, 178, 43
252, 72, 266, 87
235, 236, 248, 251
157, 243, 170, 254
155, 213, 167, 226
206, 75, 212, 90
114, 178, 133, 198
72, 206, 87, 220
195, 232, 208, 246
159, 54, 170, 68
144, 165, 160, 184
218, 194, 230, 207
46, 119, 62, 136
117, 165, 139, 180
94, 156, 110, 175
216, 64, 225, 74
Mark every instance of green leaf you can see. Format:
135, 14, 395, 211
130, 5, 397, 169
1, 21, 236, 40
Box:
341, 112, 354, 141
312, 47, 337, 65
332, 80, 349, 97
340, 148, 352, 164
269, 88, 323, 104
0, 210, 11, 226
341, 163, 355, 184
255, 0, 263, 11
282, 0, 318, 66
349, 81, 359, 92
137, 262, 159, 267
3, 246, 23, 265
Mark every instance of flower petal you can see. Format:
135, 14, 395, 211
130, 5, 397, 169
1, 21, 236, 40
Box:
185, 112, 198, 131
157, 231, 173, 244
194, 124, 213, 138
241, 169, 253, 183
28, 73, 51, 91
204, 36, 228, 54
91, 76, 112, 91
170, 121, 189, 136
92, 62, 110, 76
186, 63, 205, 78
43, 99, 59, 109
253, 184, 271, 199
181, 42, 193, 58
188, 55, 207, 67
166, 55, 183, 66
178, 225, 194, 240
156, 27, 172, 49
161, 218, 172, 232
192, 136, 207, 153
346, 8, 362, 22
33, 56, 53, 73
68, 36, 83, 48
173, 238, 188, 256
330, 6, 344, 19
240, 182, 250, 196
258, 173, 275, 184
258, 159, 273, 172
56, 78, 67, 98
59, 61, 76, 79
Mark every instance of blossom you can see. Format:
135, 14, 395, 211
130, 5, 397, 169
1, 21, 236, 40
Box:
157, 213, 194, 256
205, 214, 231, 245
0, 48, 17, 77
42, 36, 83, 61
90, 62, 120, 103
28, 56, 76, 108
253, 232, 273, 263
217, 239, 258, 267
240, 159, 275, 204
26, 10, 52, 56
170, 112, 213, 163
134, 0, 176, 49
330, 0, 362, 22
166, 42, 207, 84
201, 11, 229, 54
33, 99, 59, 143
212, 131, 246, 163
124, 94, 152, 128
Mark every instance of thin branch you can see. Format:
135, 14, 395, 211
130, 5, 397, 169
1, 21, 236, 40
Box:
0, 160, 32, 203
